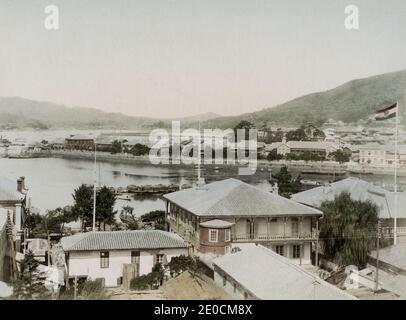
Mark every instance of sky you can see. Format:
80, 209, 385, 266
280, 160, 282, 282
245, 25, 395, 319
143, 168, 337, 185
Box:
1, 0, 406, 118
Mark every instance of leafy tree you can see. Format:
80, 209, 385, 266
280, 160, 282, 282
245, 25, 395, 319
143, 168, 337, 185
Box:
12, 251, 49, 299
264, 130, 284, 143
110, 140, 123, 154
141, 210, 166, 230
286, 126, 309, 141
96, 186, 117, 231
267, 149, 284, 161
233, 120, 255, 141
319, 192, 379, 269
167, 255, 197, 277
71, 184, 94, 231
120, 206, 140, 230
27, 206, 74, 238
331, 150, 350, 163
272, 166, 302, 198
130, 263, 164, 290
129, 143, 150, 156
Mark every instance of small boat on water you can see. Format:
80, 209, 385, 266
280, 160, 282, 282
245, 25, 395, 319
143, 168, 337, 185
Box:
117, 194, 132, 201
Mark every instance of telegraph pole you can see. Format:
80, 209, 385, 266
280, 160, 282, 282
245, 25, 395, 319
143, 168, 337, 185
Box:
374, 220, 381, 292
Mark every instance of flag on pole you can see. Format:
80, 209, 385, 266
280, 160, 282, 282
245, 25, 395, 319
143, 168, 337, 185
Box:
374, 102, 398, 121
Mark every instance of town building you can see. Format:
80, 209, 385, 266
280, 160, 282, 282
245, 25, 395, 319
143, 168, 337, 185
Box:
163, 178, 322, 264
358, 143, 406, 168
264, 137, 339, 158
60, 230, 189, 287
212, 244, 356, 300
0, 176, 28, 251
291, 177, 406, 241
64, 134, 94, 151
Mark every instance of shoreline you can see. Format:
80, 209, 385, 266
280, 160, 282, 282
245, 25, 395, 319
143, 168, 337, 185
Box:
6, 150, 406, 177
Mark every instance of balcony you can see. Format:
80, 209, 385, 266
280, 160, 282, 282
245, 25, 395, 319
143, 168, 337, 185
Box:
232, 232, 317, 242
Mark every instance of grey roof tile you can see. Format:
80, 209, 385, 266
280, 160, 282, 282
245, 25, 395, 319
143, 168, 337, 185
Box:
291, 177, 406, 219
61, 230, 188, 251
164, 178, 322, 217
213, 245, 356, 300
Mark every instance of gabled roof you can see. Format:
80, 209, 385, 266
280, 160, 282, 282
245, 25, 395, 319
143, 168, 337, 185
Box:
0, 177, 24, 202
164, 178, 322, 217
291, 177, 406, 219
213, 245, 356, 300
61, 230, 188, 252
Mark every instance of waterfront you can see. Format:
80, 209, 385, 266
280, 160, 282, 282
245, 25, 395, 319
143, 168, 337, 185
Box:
1, 155, 405, 216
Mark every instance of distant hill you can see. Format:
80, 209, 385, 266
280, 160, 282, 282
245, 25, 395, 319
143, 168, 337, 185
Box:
202, 69, 406, 128
0, 97, 156, 130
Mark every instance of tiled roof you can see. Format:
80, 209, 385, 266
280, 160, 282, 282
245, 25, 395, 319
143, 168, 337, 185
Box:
213, 245, 356, 300
285, 141, 338, 150
0, 177, 24, 202
370, 243, 406, 271
164, 178, 322, 217
291, 177, 406, 219
61, 230, 188, 252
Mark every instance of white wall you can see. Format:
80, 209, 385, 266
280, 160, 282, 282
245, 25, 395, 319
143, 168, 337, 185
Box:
67, 248, 188, 287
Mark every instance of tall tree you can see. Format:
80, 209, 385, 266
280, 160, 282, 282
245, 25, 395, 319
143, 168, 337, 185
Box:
272, 166, 301, 198
12, 251, 48, 299
71, 184, 94, 231
233, 120, 255, 141
96, 186, 117, 231
319, 192, 379, 269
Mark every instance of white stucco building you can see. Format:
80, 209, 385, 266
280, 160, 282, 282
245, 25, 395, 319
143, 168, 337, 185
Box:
61, 230, 189, 287
358, 143, 406, 168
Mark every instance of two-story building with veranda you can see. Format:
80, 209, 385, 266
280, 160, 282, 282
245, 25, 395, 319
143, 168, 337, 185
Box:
61, 230, 188, 287
163, 178, 323, 265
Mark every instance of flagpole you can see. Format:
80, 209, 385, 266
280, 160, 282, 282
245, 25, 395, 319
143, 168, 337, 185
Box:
93, 138, 97, 232
394, 102, 399, 245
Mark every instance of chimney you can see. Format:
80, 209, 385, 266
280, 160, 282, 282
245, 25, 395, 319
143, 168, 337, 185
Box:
17, 178, 23, 192
20, 176, 25, 190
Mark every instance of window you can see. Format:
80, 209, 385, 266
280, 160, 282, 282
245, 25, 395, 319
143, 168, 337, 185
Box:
275, 245, 284, 256
100, 251, 109, 268
292, 245, 301, 259
223, 276, 227, 287
131, 251, 140, 264
291, 218, 299, 236
209, 229, 218, 242
156, 254, 164, 264
225, 229, 231, 242
233, 282, 237, 293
